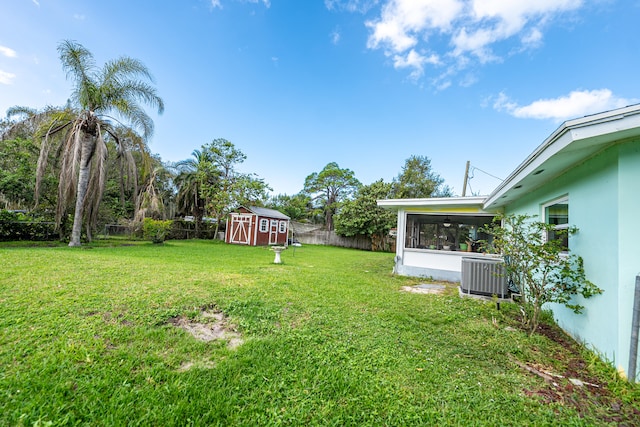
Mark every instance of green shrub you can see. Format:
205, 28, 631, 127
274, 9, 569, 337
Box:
0, 210, 56, 241
483, 214, 603, 335
142, 218, 173, 243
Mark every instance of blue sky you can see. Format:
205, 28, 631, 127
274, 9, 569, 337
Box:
1, 0, 639, 197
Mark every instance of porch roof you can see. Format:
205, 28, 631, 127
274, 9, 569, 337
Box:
377, 196, 493, 214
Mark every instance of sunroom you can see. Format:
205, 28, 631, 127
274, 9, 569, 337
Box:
378, 196, 500, 282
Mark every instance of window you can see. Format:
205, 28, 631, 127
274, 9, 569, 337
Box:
543, 197, 569, 251
404, 214, 496, 252
259, 218, 268, 232
279, 220, 287, 233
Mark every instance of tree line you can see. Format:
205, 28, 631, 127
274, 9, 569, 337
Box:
0, 40, 452, 247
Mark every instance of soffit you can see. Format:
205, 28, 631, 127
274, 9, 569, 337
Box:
484, 104, 640, 210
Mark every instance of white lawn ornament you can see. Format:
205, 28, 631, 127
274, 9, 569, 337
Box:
271, 246, 286, 264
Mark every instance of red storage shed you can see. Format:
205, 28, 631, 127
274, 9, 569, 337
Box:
225, 206, 290, 246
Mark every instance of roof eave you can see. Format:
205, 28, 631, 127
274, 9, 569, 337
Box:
483, 104, 640, 210
377, 196, 488, 210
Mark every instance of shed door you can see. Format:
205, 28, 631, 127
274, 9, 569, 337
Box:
230, 214, 253, 245
269, 219, 278, 245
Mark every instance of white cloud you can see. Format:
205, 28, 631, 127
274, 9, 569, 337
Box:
32, 0, 40, 6
367, 0, 464, 52
211, 0, 270, 9
0, 45, 17, 58
521, 28, 543, 49
435, 80, 451, 91
73, 13, 86, 20
330, 28, 341, 45
392, 49, 439, 80
459, 73, 478, 88
453, 0, 581, 58
325, 0, 380, 13
0, 70, 16, 85
493, 89, 637, 121
363, 0, 583, 83
451, 27, 501, 63
246, 0, 270, 7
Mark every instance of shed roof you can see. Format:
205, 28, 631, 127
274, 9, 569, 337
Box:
244, 206, 290, 220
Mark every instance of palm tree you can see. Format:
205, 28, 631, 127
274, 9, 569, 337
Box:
173, 149, 215, 238
135, 163, 168, 222
108, 126, 157, 216
36, 40, 164, 246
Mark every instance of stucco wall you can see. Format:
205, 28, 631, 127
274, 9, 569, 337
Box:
617, 141, 640, 378
505, 139, 640, 377
401, 250, 465, 281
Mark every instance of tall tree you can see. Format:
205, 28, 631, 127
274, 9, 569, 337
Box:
33, 40, 164, 246
0, 137, 40, 210
392, 155, 451, 199
198, 139, 271, 238
303, 162, 360, 231
266, 193, 312, 221
334, 179, 396, 251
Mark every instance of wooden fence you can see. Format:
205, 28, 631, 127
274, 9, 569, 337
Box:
290, 222, 395, 252
294, 229, 373, 251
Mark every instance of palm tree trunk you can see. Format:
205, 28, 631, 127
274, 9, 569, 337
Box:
119, 159, 126, 210
69, 134, 96, 247
194, 192, 201, 238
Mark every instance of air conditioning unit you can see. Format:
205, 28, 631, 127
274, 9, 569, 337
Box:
461, 257, 508, 298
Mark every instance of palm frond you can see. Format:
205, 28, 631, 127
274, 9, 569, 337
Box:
135, 166, 165, 221
108, 127, 143, 208
58, 40, 97, 110
6, 105, 37, 120
114, 80, 164, 113
35, 134, 54, 207
34, 109, 75, 206
55, 120, 85, 227
84, 128, 108, 236
102, 57, 154, 85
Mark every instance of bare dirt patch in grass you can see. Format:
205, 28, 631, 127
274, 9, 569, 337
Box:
516, 322, 640, 424
176, 360, 217, 372
401, 282, 451, 295
169, 310, 243, 349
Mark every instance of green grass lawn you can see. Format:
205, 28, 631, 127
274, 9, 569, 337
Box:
1, 240, 638, 426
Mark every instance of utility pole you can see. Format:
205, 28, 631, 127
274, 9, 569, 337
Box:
462, 160, 470, 197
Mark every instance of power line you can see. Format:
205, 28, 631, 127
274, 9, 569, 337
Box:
463, 163, 503, 196
470, 166, 503, 182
